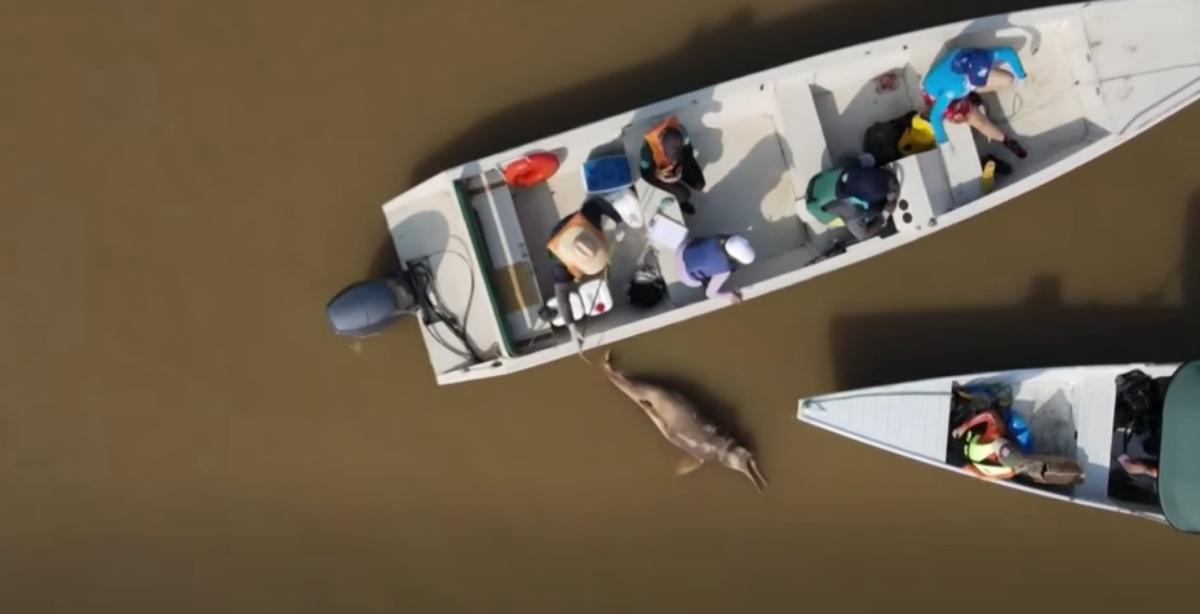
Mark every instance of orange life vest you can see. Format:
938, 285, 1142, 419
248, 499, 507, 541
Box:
644, 116, 682, 170
546, 213, 605, 279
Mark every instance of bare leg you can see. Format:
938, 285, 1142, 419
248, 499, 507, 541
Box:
971, 70, 1028, 158
965, 106, 1007, 142
976, 68, 1015, 94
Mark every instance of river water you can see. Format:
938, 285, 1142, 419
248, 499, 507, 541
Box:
4, 1, 1200, 612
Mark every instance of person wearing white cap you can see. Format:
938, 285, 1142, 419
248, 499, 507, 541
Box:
675, 233, 755, 303
546, 197, 624, 343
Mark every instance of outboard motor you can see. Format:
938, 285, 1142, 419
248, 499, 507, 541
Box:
325, 274, 418, 337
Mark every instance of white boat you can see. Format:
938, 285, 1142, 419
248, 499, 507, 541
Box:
797, 360, 1200, 532
378, 0, 1200, 385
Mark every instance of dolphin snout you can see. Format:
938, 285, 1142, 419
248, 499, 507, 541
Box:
723, 447, 767, 493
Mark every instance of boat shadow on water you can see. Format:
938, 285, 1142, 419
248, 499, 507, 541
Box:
829, 192, 1200, 391
407, 0, 1058, 187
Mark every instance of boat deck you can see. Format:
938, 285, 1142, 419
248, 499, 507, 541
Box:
382, 179, 510, 372
800, 385, 952, 464
382, 2, 1200, 383
499, 13, 1110, 353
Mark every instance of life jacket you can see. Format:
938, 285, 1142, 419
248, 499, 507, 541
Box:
964, 432, 1015, 479
546, 213, 605, 280
804, 167, 868, 224
682, 236, 733, 281
502, 152, 560, 187
897, 114, 937, 157
644, 116, 682, 170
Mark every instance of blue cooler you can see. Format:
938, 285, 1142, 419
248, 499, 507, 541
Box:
582, 156, 634, 194
1005, 411, 1034, 453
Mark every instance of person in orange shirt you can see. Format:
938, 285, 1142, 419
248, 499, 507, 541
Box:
640, 116, 706, 215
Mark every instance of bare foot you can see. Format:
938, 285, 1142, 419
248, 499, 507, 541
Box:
1119, 454, 1150, 476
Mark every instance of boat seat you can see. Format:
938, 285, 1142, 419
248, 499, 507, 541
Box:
889, 153, 940, 233
466, 178, 545, 342
773, 76, 842, 232
774, 76, 831, 197
938, 121, 984, 207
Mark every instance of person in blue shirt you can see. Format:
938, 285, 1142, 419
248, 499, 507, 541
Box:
922, 47, 1028, 158
674, 234, 755, 303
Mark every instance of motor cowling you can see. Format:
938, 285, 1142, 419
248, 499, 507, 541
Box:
325, 275, 416, 337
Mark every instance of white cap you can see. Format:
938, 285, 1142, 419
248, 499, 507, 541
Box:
724, 235, 755, 265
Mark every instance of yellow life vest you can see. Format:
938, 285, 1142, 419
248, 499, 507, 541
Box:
898, 114, 937, 157
964, 433, 1014, 478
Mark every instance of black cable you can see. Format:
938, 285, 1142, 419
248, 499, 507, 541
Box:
407, 256, 483, 362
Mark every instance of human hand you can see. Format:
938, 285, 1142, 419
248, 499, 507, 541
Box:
657, 165, 682, 183
729, 290, 743, 305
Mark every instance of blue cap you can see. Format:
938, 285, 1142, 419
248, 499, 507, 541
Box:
951, 48, 993, 87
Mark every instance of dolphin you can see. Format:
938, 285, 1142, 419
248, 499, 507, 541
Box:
602, 351, 767, 492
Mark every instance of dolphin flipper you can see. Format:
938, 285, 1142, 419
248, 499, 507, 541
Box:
675, 455, 704, 476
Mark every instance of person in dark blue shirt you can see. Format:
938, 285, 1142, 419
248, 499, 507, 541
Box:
675, 234, 755, 303
805, 155, 900, 241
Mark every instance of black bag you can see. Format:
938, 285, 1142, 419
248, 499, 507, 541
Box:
1115, 369, 1163, 454
627, 267, 666, 309
862, 111, 918, 166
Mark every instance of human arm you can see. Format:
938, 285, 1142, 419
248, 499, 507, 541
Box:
549, 260, 583, 341
579, 196, 624, 229
704, 271, 740, 302
553, 280, 583, 341
823, 200, 880, 241
929, 94, 951, 144
592, 196, 624, 226
951, 411, 1001, 439
845, 213, 886, 241
990, 47, 1027, 80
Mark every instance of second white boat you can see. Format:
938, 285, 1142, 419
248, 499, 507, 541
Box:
798, 360, 1200, 532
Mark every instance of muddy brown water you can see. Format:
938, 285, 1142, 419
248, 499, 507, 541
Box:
4, 1, 1200, 612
